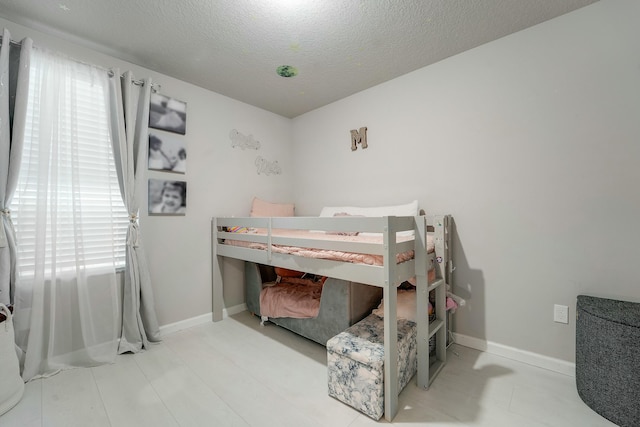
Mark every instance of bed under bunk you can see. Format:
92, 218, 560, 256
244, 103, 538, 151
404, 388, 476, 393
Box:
211, 213, 452, 421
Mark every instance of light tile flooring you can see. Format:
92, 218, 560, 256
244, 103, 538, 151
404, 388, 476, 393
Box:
1, 311, 616, 427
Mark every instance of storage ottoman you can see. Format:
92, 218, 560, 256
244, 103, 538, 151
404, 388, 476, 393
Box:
327, 314, 417, 420
576, 295, 640, 427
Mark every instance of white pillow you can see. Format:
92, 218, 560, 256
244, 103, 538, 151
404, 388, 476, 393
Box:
325, 213, 361, 236
319, 200, 418, 218
319, 200, 418, 236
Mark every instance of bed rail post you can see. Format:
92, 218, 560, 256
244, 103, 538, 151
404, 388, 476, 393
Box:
444, 215, 454, 286
432, 215, 446, 281
383, 216, 399, 422
414, 215, 429, 389
432, 215, 449, 372
267, 217, 273, 263
212, 217, 224, 322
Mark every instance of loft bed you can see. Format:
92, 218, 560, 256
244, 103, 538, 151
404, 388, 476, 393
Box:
211, 213, 452, 421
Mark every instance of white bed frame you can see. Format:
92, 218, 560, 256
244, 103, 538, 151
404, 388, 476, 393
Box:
211, 214, 452, 421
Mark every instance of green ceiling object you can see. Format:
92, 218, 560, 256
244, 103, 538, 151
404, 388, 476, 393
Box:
277, 65, 298, 77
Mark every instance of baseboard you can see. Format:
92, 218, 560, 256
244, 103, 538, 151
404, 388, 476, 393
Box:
224, 303, 248, 317
160, 313, 212, 336
452, 333, 576, 377
159, 303, 248, 337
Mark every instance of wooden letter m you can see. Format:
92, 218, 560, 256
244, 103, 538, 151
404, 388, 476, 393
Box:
350, 127, 368, 151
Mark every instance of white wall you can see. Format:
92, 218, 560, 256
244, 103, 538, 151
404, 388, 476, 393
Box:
291, 0, 640, 362
0, 17, 294, 327
3, 0, 639, 363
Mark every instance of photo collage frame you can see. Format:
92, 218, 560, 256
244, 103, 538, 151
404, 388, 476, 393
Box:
148, 92, 188, 215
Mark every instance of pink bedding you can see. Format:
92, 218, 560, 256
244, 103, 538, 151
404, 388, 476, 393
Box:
225, 228, 434, 266
228, 228, 435, 319
259, 277, 324, 318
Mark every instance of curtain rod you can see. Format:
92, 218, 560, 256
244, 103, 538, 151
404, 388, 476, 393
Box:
0, 35, 22, 47
0, 35, 161, 93
107, 70, 161, 93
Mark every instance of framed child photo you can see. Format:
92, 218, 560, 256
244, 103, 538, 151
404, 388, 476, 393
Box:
148, 179, 187, 215
148, 132, 187, 174
149, 93, 187, 135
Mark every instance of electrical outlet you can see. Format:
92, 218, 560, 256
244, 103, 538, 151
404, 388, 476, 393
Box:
554, 304, 569, 324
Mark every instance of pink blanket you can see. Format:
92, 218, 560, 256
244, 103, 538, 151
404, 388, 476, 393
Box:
260, 277, 324, 318
225, 229, 434, 266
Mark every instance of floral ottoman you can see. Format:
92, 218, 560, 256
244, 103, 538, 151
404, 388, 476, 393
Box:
326, 314, 417, 420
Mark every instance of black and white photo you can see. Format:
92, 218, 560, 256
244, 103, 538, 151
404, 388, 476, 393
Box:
149, 93, 187, 135
148, 179, 187, 215
148, 132, 187, 173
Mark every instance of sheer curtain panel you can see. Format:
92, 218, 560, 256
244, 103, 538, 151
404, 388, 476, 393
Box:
0, 29, 31, 306
108, 70, 160, 353
12, 46, 124, 380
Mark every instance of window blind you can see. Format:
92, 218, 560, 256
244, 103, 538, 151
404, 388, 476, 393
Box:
12, 54, 128, 277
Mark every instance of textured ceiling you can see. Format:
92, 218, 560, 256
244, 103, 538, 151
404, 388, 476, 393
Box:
0, 0, 597, 118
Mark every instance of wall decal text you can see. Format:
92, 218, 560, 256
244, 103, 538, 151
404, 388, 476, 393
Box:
230, 129, 261, 150
255, 156, 282, 175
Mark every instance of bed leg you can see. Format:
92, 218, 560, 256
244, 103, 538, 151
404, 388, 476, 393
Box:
212, 218, 224, 322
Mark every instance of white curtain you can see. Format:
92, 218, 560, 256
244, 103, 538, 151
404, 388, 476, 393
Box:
12, 46, 120, 380
0, 29, 31, 306
108, 70, 161, 353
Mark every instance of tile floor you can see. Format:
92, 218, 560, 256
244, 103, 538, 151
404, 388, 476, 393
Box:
0, 311, 616, 426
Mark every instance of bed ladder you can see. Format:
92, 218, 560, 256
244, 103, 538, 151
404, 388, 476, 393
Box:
415, 215, 448, 389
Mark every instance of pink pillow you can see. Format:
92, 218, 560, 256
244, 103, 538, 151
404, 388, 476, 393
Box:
250, 197, 294, 217
372, 289, 432, 322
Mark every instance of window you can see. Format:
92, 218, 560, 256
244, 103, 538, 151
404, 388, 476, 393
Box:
12, 48, 128, 278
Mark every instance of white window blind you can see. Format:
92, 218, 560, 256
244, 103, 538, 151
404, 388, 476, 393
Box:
12, 49, 128, 277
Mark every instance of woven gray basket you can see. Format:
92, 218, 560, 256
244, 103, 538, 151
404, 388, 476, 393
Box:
576, 295, 640, 427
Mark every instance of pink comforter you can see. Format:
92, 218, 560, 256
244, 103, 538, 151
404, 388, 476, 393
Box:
260, 277, 324, 319
225, 229, 434, 266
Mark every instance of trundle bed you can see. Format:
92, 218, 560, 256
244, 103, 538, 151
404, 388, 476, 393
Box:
245, 262, 386, 346
211, 210, 452, 421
